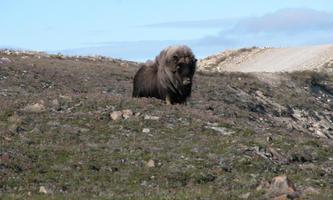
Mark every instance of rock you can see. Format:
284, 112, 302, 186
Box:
110, 111, 123, 121
0, 154, 10, 166
120, 62, 129, 67
8, 114, 22, 124
239, 192, 251, 199
57, 95, 73, 110
206, 126, 234, 135
144, 115, 160, 120
31, 127, 42, 134
59, 95, 73, 102
23, 103, 46, 113
140, 180, 148, 186
110, 110, 134, 120
142, 128, 150, 133
3, 50, 11, 55
8, 124, 19, 134
39, 186, 48, 194
266, 136, 273, 142
314, 130, 329, 139
269, 175, 296, 196
51, 99, 60, 106
79, 128, 90, 133
272, 194, 288, 200
303, 186, 320, 195
47, 121, 61, 127
51, 99, 61, 110
0, 57, 11, 64
146, 159, 155, 168
122, 109, 133, 119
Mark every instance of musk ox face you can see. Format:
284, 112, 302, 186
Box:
133, 45, 197, 104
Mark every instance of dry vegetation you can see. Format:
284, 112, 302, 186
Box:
1, 50, 333, 199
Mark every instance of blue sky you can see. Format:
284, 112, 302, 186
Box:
1, 0, 333, 61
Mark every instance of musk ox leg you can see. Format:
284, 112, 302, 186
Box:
166, 95, 172, 105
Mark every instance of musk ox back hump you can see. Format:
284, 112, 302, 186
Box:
132, 62, 166, 100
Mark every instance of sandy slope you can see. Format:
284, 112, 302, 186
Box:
198, 44, 333, 72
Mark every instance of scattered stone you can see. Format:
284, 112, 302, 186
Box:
59, 95, 73, 103
0, 57, 11, 64
8, 124, 19, 134
23, 103, 46, 113
3, 136, 11, 141
39, 186, 48, 194
239, 192, 251, 199
8, 114, 22, 124
314, 130, 329, 139
120, 62, 129, 67
303, 186, 320, 195
140, 180, 148, 186
110, 111, 123, 121
79, 128, 90, 133
60, 124, 89, 134
266, 136, 273, 142
110, 109, 134, 120
256, 180, 270, 191
0, 153, 10, 162
206, 126, 234, 135
146, 159, 155, 168
142, 128, 150, 133
47, 121, 61, 127
269, 175, 297, 196
30, 127, 42, 134
144, 115, 160, 121
272, 194, 288, 200
3, 50, 11, 55
51, 99, 60, 110
206, 122, 219, 126
122, 109, 133, 119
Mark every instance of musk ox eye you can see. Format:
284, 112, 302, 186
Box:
173, 55, 179, 62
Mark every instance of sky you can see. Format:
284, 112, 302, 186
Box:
1, 0, 333, 61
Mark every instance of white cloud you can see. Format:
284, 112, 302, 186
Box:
59, 8, 333, 61
142, 18, 238, 29
231, 8, 333, 33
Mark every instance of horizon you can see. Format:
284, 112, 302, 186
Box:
1, 0, 333, 61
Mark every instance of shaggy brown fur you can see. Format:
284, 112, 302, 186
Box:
133, 45, 197, 104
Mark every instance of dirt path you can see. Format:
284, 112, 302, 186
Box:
198, 44, 333, 72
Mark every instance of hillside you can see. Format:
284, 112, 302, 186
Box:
1, 49, 333, 199
198, 44, 333, 73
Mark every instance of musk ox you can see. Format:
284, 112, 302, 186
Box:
133, 45, 197, 104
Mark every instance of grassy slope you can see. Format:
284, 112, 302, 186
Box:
1, 52, 333, 199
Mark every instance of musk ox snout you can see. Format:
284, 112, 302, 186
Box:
182, 77, 192, 86
132, 45, 196, 104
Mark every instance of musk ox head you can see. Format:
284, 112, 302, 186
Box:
133, 45, 197, 104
